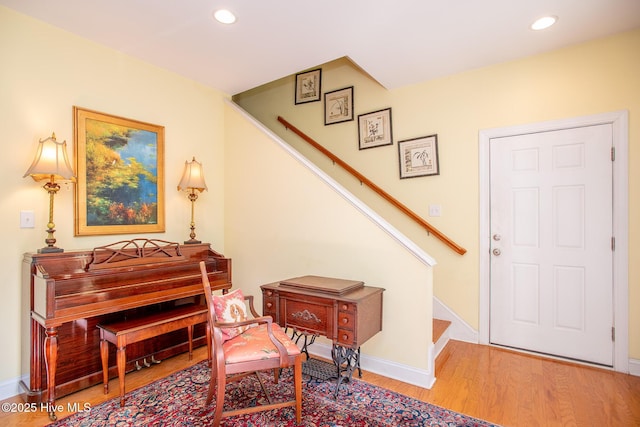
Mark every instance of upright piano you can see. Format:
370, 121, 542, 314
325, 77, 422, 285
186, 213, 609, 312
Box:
21, 239, 231, 415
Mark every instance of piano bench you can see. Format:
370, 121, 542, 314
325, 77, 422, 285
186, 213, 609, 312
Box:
97, 304, 209, 407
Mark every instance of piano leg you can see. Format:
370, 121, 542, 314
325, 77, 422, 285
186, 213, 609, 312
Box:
44, 326, 58, 421
100, 336, 110, 394
116, 345, 127, 407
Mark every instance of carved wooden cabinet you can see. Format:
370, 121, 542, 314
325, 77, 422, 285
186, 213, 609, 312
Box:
261, 275, 384, 348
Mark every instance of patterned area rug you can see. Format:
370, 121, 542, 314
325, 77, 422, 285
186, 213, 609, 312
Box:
49, 359, 499, 426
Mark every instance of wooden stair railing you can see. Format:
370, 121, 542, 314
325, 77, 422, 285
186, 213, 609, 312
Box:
277, 116, 467, 255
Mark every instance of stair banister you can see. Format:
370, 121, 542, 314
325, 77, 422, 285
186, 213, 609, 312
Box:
277, 116, 467, 256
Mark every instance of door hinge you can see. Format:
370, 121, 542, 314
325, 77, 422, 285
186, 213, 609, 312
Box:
612, 326, 616, 342
611, 147, 616, 161
611, 236, 616, 251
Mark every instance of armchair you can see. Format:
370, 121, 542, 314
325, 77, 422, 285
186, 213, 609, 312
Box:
199, 261, 302, 426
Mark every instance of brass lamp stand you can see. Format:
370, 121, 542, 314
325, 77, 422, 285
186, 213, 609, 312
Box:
23, 133, 76, 253
178, 157, 207, 244
41, 178, 62, 252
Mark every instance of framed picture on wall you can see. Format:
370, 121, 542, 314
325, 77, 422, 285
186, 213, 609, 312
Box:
73, 106, 165, 236
358, 108, 393, 150
294, 68, 322, 104
398, 134, 439, 179
324, 86, 354, 125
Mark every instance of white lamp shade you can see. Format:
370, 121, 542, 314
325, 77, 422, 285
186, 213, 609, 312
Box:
24, 133, 76, 182
177, 157, 207, 192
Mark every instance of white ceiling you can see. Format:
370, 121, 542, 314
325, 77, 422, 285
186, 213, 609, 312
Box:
2, 0, 640, 95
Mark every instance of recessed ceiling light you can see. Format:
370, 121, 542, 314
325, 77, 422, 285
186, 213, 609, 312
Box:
214, 9, 236, 24
531, 16, 557, 31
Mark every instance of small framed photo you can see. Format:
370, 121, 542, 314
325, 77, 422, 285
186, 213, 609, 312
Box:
358, 108, 393, 150
324, 86, 354, 125
398, 134, 439, 179
294, 68, 322, 104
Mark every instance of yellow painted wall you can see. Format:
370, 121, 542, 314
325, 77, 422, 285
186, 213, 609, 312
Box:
223, 103, 434, 371
2, 2, 638, 394
234, 29, 640, 360
0, 7, 227, 385
0, 5, 435, 393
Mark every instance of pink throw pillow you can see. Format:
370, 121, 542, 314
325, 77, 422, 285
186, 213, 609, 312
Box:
212, 289, 250, 341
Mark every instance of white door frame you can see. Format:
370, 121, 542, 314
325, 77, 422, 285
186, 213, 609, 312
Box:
479, 110, 629, 373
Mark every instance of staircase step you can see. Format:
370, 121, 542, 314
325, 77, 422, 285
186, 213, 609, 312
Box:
433, 318, 452, 343
433, 318, 452, 362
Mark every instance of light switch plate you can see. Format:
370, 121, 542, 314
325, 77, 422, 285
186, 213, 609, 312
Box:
20, 210, 35, 228
428, 204, 441, 217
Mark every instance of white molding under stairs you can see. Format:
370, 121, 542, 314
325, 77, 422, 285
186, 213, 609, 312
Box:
433, 296, 478, 344
433, 318, 452, 360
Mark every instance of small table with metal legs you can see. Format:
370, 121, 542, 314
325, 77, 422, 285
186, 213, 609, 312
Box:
261, 275, 384, 397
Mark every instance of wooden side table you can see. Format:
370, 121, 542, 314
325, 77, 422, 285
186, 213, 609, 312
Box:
261, 275, 384, 396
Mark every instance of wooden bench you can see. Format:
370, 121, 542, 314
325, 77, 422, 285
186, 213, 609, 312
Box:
97, 304, 209, 406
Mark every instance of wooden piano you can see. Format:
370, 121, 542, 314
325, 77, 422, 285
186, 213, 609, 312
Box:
21, 239, 231, 419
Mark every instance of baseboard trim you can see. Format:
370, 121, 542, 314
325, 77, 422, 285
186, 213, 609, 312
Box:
629, 358, 640, 377
0, 375, 22, 401
433, 332, 450, 360
307, 342, 436, 390
433, 296, 478, 343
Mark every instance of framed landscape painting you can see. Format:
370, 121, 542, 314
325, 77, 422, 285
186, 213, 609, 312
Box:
73, 107, 165, 236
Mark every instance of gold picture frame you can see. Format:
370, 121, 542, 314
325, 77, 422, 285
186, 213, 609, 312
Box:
73, 107, 165, 236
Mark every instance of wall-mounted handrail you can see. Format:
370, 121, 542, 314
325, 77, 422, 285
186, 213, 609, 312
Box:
277, 116, 467, 255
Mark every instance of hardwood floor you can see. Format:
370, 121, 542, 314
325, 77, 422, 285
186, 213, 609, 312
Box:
364, 340, 640, 426
1, 340, 639, 426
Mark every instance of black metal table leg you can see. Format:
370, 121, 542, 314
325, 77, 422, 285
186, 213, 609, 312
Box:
331, 344, 361, 398
286, 327, 362, 397
286, 327, 317, 361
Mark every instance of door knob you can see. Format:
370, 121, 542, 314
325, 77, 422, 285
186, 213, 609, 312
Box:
493, 234, 501, 241
492, 248, 501, 256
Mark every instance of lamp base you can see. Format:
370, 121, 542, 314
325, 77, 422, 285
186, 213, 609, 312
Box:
183, 239, 201, 245
38, 246, 64, 254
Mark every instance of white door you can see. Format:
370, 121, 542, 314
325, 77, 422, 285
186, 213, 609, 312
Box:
489, 124, 613, 366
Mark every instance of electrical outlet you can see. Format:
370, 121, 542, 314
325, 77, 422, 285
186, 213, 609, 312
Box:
428, 204, 441, 217
20, 210, 35, 228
